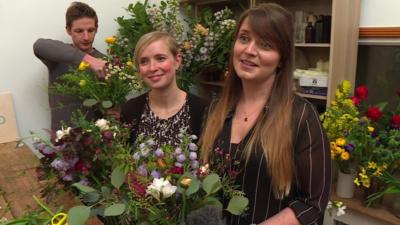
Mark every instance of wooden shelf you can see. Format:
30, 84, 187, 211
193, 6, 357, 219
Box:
331, 191, 400, 225
295, 43, 331, 47
296, 92, 327, 100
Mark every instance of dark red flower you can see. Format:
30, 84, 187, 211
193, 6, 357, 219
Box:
74, 160, 90, 175
351, 96, 361, 106
170, 166, 184, 174
355, 85, 368, 100
131, 180, 146, 197
102, 130, 114, 140
391, 115, 400, 128
397, 90, 400, 97
366, 106, 383, 121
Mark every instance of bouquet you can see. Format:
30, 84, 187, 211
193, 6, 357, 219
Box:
69, 130, 248, 225
322, 80, 400, 204
51, 57, 143, 114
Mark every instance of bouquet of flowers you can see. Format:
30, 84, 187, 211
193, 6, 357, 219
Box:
322, 80, 400, 203
69, 130, 248, 225
51, 57, 143, 113
180, 7, 237, 84
31, 113, 131, 192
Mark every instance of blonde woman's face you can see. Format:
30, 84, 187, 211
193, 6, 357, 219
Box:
233, 18, 281, 83
137, 40, 181, 90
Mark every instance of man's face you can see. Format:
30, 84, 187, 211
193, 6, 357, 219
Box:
66, 17, 97, 53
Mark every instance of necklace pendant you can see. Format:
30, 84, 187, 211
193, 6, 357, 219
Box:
244, 117, 248, 122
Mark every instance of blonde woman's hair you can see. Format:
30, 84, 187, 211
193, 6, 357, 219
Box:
199, 3, 295, 198
134, 31, 179, 68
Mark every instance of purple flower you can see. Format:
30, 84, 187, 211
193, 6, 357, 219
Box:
177, 154, 186, 163
155, 148, 164, 157
345, 143, 355, 152
62, 174, 73, 181
138, 164, 148, 176
79, 179, 90, 186
174, 162, 183, 168
151, 170, 161, 179
189, 152, 197, 160
189, 143, 198, 151
175, 147, 182, 155
191, 160, 199, 169
51, 159, 70, 171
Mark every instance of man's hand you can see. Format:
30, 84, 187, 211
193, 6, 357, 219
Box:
82, 54, 106, 78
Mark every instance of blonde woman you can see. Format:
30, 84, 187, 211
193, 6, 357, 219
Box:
121, 31, 207, 148
200, 3, 330, 225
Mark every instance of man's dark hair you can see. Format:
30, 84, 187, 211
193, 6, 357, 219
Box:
65, 2, 98, 29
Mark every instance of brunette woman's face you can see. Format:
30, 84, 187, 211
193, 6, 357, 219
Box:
233, 17, 281, 83
137, 39, 181, 90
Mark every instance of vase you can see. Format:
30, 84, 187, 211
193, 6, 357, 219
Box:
336, 171, 356, 198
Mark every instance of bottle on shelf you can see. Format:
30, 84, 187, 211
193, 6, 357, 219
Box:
314, 15, 323, 43
305, 22, 314, 43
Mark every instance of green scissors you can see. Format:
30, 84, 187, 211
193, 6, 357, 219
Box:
51, 212, 68, 225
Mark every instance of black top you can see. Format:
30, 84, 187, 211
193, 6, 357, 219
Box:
120, 92, 208, 145
215, 95, 331, 225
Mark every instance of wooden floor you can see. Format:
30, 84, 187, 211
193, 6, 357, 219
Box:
0, 142, 103, 224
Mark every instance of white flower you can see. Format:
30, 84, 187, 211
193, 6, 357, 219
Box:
336, 205, 346, 217
95, 119, 109, 131
55, 127, 71, 142
146, 178, 177, 200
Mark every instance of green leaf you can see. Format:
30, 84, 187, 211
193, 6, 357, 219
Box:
226, 196, 249, 215
68, 205, 91, 225
111, 167, 125, 189
83, 99, 98, 107
204, 197, 223, 209
376, 102, 388, 111
185, 176, 200, 196
72, 183, 97, 193
101, 186, 111, 194
202, 173, 222, 195
82, 192, 101, 203
103, 203, 126, 216
102, 100, 113, 109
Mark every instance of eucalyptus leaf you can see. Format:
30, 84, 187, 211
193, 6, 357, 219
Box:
72, 183, 97, 193
83, 99, 98, 107
102, 100, 113, 109
103, 203, 126, 216
82, 191, 101, 203
111, 166, 125, 189
185, 176, 200, 196
226, 196, 249, 215
68, 205, 91, 225
101, 186, 111, 194
205, 196, 223, 209
202, 173, 222, 195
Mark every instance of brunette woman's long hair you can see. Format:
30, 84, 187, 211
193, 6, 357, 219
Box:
199, 3, 295, 198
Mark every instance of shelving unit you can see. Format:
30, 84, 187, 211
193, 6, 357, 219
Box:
185, 0, 360, 108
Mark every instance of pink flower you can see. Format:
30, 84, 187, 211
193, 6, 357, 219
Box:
391, 115, 400, 128
366, 106, 383, 121
355, 85, 368, 100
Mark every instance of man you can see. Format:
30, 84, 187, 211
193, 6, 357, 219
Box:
34, 2, 106, 131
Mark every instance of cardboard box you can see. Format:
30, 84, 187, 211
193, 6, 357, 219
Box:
0, 92, 19, 143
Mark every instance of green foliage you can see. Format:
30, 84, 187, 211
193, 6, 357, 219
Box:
68, 206, 91, 225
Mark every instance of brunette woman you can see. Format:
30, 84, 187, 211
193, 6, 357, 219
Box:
200, 3, 331, 225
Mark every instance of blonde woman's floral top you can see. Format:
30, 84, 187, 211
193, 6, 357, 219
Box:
137, 95, 191, 149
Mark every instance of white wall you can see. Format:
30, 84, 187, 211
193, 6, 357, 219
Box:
360, 0, 400, 27
0, 0, 145, 148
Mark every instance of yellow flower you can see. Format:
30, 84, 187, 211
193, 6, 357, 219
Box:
183, 41, 192, 50
336, 138, 346, 146
79, 80, 86, 87
335, 146, 344, 154
367, 126, 375, 133
194, 24, 209, 36
354, 177, 360, 186
330, 142, 337, 149
330, 150, 336, 159
340, 151, 350, 160
126, 61, 133, 67
367, 161, 377, 169
105, 36, 116, 44
342, 80, 351, 93
362, 178, 370, 188
78, 61, 90, 71
180, 177, 192, 188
